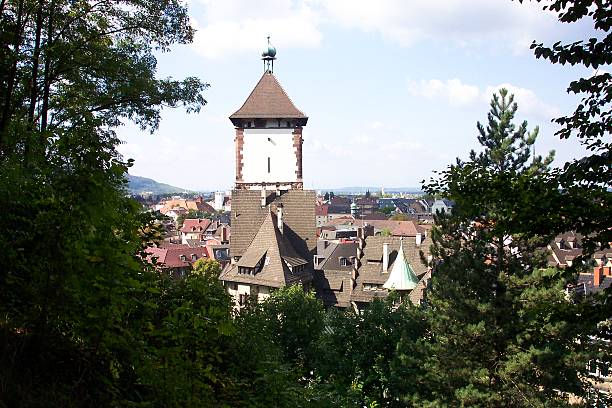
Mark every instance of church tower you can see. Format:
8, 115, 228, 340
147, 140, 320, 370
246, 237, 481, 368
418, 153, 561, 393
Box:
229, 37, 307, 190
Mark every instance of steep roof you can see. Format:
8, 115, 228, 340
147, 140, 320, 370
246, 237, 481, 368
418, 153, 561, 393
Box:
383, 239, 419, 290
230, 189, 316, 259
230, 72, 307, 120
220, 212, 311, 288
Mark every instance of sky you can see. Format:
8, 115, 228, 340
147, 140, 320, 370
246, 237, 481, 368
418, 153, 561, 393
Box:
116, 0, 602, 192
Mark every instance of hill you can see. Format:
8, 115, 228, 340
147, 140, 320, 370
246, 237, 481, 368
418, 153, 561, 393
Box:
126, 174, 190, 195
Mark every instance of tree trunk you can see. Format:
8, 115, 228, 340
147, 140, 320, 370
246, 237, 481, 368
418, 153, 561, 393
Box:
40, 1, 54, 133
27, 0, 44, 126
0, 0, 25, 143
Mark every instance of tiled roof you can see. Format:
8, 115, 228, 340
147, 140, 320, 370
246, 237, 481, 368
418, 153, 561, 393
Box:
145, 245, 207, 268
322, 218, 423, 237
315, 204, 329, 216
351, 235, 431, 304
220, 212, 311, 288
181, 218, 212, 233
230, 72, 307, 119
316, 241, 357, 271
313, 269, 351, 308
230, 189, 316, 259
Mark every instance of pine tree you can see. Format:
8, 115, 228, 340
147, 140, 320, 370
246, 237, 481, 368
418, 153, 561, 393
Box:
414, 90, 595, 406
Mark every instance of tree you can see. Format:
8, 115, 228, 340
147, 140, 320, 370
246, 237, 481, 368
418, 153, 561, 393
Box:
192, 257, 222, 277
418, 89, 595, 406
390, 213, 410, 221
314, 298, 428, 408
0, 1, 208, 405
518, 0, 612, 264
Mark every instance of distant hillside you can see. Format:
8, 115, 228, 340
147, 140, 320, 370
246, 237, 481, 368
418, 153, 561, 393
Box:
126, 174, 190, 195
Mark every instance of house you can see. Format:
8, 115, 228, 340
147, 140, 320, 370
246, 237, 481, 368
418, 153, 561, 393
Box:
180, 218, 212, 244
313, 227, 432, 310
431, 199, 454, 215
313, 240, 358, 308
316, 204, 330, 227
145, 244, 208, 278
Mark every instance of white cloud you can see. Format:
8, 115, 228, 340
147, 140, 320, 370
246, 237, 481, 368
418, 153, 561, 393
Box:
314, 0, 554, 50
407, 78, 559, 119
189, 0, 596, 59
483, 83, 560, 119
192, 0, 322, 58
407, 78, 480, 106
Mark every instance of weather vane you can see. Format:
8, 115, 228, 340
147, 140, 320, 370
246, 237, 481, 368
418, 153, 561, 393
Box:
261, 36, 277, 73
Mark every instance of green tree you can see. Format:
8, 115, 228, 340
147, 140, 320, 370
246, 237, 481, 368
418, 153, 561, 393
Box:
0, 0, 207, 405
518, 0, 611, 272
390, 213, 410, 221
313, 297, 428, 407
418, 90, 594, 406
192, 257, 222, 277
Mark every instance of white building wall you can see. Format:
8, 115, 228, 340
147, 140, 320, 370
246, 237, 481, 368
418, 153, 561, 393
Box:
242, 128, 296, 184
214, 191, 224, 211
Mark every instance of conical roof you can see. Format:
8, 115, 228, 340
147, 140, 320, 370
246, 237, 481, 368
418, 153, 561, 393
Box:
230, 72, 307, 120
383, 239, 419, 291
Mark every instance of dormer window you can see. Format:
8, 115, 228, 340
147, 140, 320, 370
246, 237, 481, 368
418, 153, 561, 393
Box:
191, 254, 197, 261
339, 257, 350, 267
180, 255, 187, 262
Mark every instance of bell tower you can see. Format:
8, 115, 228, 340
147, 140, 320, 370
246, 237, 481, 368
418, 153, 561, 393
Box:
229, 37, 308, 190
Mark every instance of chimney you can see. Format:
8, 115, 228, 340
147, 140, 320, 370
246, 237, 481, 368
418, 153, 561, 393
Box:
594, 267, 603, 287
277, 203, 284, 234
603, 266, 611, 277
383, 243, 389, 272
416, 232, 423, 246
261, 185, 267, 207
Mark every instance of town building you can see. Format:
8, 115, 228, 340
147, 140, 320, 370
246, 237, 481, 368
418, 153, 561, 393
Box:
314, 227, 432, 310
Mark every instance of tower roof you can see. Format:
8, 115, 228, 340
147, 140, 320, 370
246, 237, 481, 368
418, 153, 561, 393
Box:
383, 239, 419, 291
230, 72, 307, 122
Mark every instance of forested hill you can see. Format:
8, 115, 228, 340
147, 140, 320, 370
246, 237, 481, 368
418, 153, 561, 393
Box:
126, 174, 190, 195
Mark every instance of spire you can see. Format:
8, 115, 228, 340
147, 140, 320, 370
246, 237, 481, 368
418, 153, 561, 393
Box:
383, 239, 419, 291
261, 36, 277, 74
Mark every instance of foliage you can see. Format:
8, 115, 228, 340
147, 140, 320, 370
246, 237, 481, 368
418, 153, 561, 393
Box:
192, 257, 222, 277
389, 213, 410, 221
314, 298, 428, 407
519, 0, 611, 254
420, 89, 597, 406
378, 206, 394, 215
0, 0, 208, 406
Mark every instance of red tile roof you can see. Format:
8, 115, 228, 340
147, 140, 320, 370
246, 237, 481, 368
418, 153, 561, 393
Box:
145, 245, 207, 268
180, 218, 212, 233
230, 72, 307, 119
315, 204, 329, 216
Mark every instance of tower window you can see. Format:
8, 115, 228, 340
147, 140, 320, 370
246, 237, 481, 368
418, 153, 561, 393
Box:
267, 157, 271, 173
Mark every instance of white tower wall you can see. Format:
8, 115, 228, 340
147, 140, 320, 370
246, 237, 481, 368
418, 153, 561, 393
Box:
241, 128, 297, 185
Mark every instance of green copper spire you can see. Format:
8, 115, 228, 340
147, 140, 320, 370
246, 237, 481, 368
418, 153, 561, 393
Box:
383, 239, 419, 291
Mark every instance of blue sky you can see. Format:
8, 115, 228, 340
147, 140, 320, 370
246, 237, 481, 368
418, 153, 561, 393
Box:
117, 0, 601, 191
